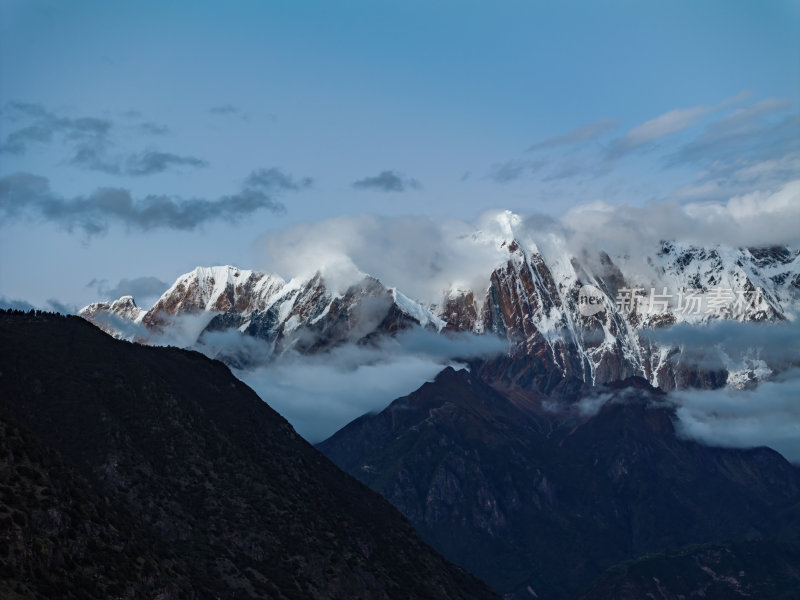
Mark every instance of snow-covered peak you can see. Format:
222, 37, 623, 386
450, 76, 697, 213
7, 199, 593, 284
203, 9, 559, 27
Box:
148, 265, 286, 318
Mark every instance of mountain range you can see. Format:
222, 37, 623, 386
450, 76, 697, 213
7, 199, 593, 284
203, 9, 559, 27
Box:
80, 213, 800, 394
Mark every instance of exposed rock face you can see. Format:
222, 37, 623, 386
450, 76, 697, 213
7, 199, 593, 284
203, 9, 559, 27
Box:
440, 290, 480, 333
0, 310, 498, 600
472, 240, 642, 393
317, 367, 800, 600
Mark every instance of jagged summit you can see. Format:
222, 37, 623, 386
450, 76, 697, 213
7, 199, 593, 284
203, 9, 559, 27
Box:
143, 265, 285, 324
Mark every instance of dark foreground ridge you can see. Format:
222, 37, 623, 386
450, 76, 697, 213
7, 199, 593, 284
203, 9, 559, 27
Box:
0, 310, 497, 600
319, 366, 800, 600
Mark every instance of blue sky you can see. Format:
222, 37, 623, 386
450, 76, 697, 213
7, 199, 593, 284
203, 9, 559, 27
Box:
1, 0, 798, 309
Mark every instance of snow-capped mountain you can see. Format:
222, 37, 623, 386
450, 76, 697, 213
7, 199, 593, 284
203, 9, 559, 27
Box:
454, 234, 796, 393
82, 265, 442, 358
80, 212, 800, 393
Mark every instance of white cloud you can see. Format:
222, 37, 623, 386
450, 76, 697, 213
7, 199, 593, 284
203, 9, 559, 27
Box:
237, 354, 444, 442
255, 214, 511, 302
669, 369, 800, 464
230, 329, 508, 442
561, 178, 800, 255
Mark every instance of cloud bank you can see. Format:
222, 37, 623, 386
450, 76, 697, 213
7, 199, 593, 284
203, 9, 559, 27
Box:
222, 329, 508, 442
0, 296, 76, 314
670, 369, 800, 464
643, 320, 800, 464
643, 320, 800, 371
562, 178, 800, 254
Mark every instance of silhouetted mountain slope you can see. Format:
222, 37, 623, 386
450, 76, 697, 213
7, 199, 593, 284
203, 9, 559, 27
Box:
318, 367, 800, 600
0, 310, 497, 600
0, 414, 196, 599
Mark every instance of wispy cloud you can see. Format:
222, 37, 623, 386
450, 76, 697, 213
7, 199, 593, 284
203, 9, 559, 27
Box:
2, 102, 209, 177
87, 276, 168, 302
1, 102, 112, 155
606, 104, 714, 158
0, 296, 76, 314
245, 167, 313, 191
124, 151, 208, 176
209, 104, 239, 115
69, 143, 208, 176
667, 102, 799, 203
0, 297, 37, 311
528, 118, 618, 151
352, 170, 422, 192
256, 186, 800, 313
69, 141, 120, 174
486, 93, 796, 201
541, 154, 613, 182
488, 158, 547, 183
139, 121, 170, 135
667, 99, 797, 168
0, 167, 310, 236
